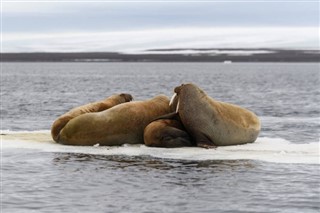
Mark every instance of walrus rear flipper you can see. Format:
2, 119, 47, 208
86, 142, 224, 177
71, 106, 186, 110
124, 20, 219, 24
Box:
195, 133, 217, 149
51, 117, 71, 142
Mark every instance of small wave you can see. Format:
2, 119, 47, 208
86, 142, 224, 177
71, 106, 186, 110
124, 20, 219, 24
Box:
260, 116, 320, 124
1, 130, 319, 164
1, 129, 50, 134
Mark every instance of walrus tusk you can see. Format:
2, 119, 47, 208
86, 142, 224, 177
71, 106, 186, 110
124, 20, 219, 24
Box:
175, 99, 179, 113
169, 93, 177, 106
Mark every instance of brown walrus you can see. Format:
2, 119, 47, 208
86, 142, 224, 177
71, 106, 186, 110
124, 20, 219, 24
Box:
58, 95, 171, 146
51, 93, 133, 142
144, 115, 193, 148
170, 83, 261, 148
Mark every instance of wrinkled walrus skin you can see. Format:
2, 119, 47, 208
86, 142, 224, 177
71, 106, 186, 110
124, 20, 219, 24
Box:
51, 93, 133, 142
171, 83, 261, 148
58, 95, 171, 146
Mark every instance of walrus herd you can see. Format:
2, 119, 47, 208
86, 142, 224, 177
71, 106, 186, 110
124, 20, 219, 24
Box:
51, 83, 261, 148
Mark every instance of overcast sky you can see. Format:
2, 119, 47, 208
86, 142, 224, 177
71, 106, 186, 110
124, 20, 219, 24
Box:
2, 0, 319, 52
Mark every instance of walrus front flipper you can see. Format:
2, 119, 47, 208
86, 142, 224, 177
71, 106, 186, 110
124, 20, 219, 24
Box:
163, 138, 192, 148
195, 133, 217, 149
160, 127, 193, 148
152, 112, 180, 122
145, 126, 192, 148
144, 118, 193, 148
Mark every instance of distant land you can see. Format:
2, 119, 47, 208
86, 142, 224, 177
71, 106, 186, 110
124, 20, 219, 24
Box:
1, 48, 319, 62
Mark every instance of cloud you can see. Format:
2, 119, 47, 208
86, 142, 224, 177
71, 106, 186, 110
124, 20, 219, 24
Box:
2, 2, 76, 15
2, 27, 319, 52
2, 1, 319, 34
2, 1, 318, 52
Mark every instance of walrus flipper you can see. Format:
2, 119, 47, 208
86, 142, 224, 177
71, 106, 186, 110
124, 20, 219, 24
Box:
161, 127, 193, 148
152, 112, 180, 122
195, 132, 217, 149
164, 138, 192, 148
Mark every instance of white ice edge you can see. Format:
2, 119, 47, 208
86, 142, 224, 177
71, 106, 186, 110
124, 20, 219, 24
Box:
1, 131, 319, 164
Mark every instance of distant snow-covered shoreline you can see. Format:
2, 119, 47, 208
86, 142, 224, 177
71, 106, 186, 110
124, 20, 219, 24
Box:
1, 48, 319, 62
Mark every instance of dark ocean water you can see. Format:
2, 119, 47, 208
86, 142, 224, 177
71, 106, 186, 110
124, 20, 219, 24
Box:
1, 62, 320, 212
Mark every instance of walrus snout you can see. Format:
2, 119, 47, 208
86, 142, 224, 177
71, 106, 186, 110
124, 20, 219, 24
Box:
174, 84, 184, 94
120, 93, 133, 102
174, 83, 196, 94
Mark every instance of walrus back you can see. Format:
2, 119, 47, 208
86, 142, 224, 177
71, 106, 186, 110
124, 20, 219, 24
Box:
51, 94, 132, 143
58, 95, 171, 146
210, 99, 261, 146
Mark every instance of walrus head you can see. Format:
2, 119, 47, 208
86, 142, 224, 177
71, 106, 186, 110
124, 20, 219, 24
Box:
174, 84, 184, 94
170, 83, 193, 111
120, 93, 133, 102
170, 84, 188, 112
170, 83, 207, 112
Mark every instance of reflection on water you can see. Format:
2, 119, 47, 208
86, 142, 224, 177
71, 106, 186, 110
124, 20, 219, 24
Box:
3, 149, 320, 213
51, 153, 259, 189
52, 153, 256, 172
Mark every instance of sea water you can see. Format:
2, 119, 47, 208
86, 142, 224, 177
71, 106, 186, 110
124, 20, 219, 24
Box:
1, 62, 320, 212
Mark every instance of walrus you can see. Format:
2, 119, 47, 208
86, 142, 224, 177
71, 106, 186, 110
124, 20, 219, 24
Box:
169, 83, 261, 148
58, 95, 171, 146
144, 115, 193, 148
51, 93, 133, 142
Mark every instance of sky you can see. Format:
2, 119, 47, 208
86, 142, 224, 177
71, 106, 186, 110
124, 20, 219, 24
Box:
1, 0, 319, 52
